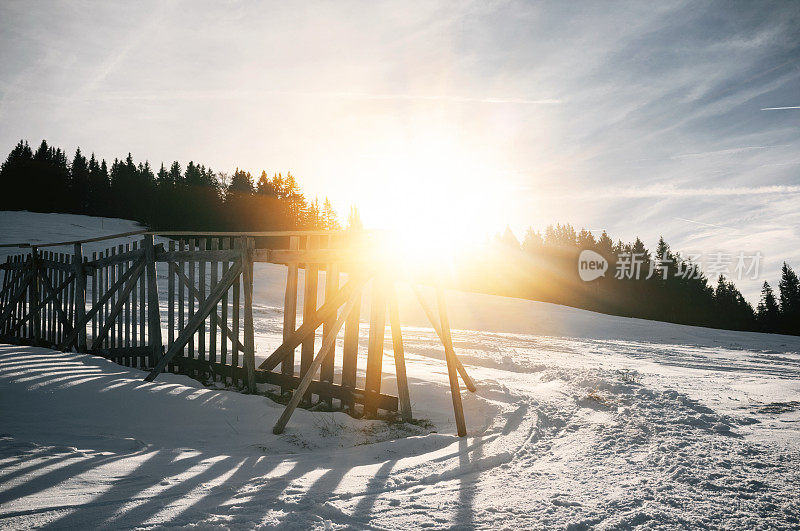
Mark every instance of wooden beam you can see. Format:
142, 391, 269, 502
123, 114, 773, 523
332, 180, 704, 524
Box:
144, 259, 242, 382
241, 237, 256, 393
73, 243, 87, 351
412, 285, 476, 392
364, 276, 388, 416
0, 266, 35, 330
273, 285, 362, 434
281, 235, 299, 393
5, 271, 75, 336
144, 235, 163, 367
434, 286, 467, 437
387, 283, 412, 421
258, 275, 370, 372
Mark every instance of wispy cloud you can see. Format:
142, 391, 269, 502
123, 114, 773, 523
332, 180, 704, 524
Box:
761, 106, 800, 110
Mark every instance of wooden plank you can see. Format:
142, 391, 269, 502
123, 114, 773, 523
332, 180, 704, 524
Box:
155, 249, 239, 263
124, 243, 131, 350
320, 246, 339, 404
198, 238, 207, 373
91, 252, 97, 347
144, 235, 163, 368
131, 242, 138, 347
258, 275, 369, 372
118, 245, 125, 350
437, 286, 467, 437
139, 242, 146, 355
364, 277, 388, 415
300, 236, 319, 402
273, 286, 362, 434
29, 248, 41, 343
281, 235, 299, 394
232, 238, 240, 384
254, 248, 354, 265
168, 240, 175, 349
144, 259, 243, 382
85, 247, 147, 269
341, 280, 362, 410
109, 247, 116, 348
188, 239, 196, 375
209, 238, 218, 377
241, 237, 256, 393
411, 285, 476, 392
388, 283, 412, 421
220, 238, 229, 376
178, 239, 185, 369
5, 270, 74, 337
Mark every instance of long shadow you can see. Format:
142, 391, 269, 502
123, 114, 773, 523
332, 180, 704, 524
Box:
455, 436, 482, 529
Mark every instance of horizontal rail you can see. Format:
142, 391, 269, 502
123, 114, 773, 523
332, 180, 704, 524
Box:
0, 229, 351, 249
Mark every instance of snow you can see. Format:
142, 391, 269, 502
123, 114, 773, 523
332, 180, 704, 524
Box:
1, 211, 800, 529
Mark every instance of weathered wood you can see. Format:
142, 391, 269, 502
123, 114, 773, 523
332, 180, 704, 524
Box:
254, 248, 354, 265
341, 281, 362, 410
29, 248, 41, 343
85, 247, 147, 269
188, 239, 196, 375
388, 283, 412, 421
59, 255, 145, 351
241, 237, 256, 393
436, 286, 466, 437
5, 271, 75, 336
156, 249, 239, 263
170, 261, 246, 353
220, 238, 229, 374
144, 259, 243, 382
209, 238, 218, 376
273, 284, 363, 434
320, 249, 339, 404
0, 266, 34, 330
168, 240, 175, 350
198, 238, 207, 371
131, 243, 139, 348
412, 285, 476, 392
232, 239, 240, 384
124, 243, 131, 350
144, 235, 162, 368
91, 258, 146, 348
300, 236, 319, 401
259, 275, 369, 371
91, 252, 97, 346
116, 245, 124, 348
281, 235, 299, 393
178, 239, 185, 364
364, 277, 388, 415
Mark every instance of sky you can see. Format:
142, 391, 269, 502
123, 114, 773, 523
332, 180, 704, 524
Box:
0, 0, 798, 301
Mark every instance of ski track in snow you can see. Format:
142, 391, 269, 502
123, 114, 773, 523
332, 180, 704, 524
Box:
1, 211, 799, 529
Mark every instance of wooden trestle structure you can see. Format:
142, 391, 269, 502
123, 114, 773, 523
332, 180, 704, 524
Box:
0, 230, 476, 436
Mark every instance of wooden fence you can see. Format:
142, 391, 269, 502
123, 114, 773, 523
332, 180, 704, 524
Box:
0, 230, 476, 435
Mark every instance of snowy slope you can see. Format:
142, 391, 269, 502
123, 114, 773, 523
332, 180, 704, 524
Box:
1, 212, 799, 529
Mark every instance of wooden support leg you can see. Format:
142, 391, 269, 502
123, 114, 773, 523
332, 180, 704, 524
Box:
144, 235, 163, 367
273, 285, 362, 434
241, 236, 256, 393
388, 283, 412, 421
435, 286, 467, 437
412, 285, 476, 392
73, 243, 87, 351
364, 276, 388, 416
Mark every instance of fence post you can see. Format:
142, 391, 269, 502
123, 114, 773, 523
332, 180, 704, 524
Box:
241, 236, 256, 393
73, 243, 87, 351
144, 235, 163, 367
29, 246, 41, 343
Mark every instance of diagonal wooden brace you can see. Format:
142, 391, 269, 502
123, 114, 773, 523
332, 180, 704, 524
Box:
412, 285, 476, 392
258, 275, 370, 372
170, 261, 246, 353
272, 283, 364, 434
91, 258, 146, 348
7, 270, 75, 336
0, 267, 35, 330
59, 256, 146, 351
144, 259, 243, 382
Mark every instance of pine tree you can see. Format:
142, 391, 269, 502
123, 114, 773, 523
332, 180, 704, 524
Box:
756, 281, 780, 332
778, 263, 800, 334
70, 148, 90, 213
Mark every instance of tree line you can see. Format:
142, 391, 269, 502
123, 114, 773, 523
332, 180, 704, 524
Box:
0, 139, 340, 232
1, 139, 796, 336
458, 224, 799, 336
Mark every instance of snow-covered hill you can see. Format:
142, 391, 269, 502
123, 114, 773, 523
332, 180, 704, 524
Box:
1, 211, 799, 529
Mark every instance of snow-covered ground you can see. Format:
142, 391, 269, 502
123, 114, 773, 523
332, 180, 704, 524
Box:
1, 211, 799, 529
